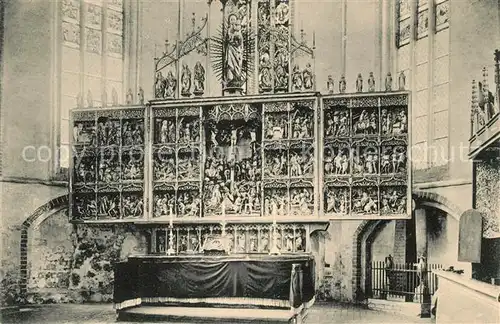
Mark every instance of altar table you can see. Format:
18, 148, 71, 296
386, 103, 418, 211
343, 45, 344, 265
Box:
114, 254, 315, 311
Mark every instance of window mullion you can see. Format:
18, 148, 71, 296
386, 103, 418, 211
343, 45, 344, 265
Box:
102, 0, 108, 106
80, 0, 85, 100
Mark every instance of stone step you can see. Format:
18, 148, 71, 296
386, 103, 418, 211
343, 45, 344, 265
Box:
117, 305, 303, 323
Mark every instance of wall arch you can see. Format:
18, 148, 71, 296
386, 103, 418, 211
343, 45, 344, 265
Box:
19, 195, 69, 303
351, 190, 465, 301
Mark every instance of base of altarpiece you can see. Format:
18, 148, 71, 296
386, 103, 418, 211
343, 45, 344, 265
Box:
114, 253, 315, 323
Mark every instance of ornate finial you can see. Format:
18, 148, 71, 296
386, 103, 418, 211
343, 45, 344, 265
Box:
138, 87, 144, 105
339, 75, 346, 94
385, 72, 393, 92
356, 73, 363, 92
327, 75, 335, 94
300, 28, 305, 44
367, 72, 375, 92
471, 79, 477, 134
482, 67, 489, 94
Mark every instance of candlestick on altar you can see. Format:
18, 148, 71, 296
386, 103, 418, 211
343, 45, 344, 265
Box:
166, 226, 176, 255
221, 200, 226, 236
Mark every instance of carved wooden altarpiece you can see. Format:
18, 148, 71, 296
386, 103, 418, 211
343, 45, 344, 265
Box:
70, 91, 410, 256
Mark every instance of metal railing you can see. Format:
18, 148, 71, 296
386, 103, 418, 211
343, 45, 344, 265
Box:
370, 261, 442, 302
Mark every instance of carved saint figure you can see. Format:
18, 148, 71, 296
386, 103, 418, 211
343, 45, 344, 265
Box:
225, 14, 244, 87
138, 87, 144, 105
385, 72, 393, 91
155, 72, 166, 98
339, 75, 346, 93
327, 75, 335, 94
193, 61, 205, 95
303, 63, 314, 90
181, 63, 192, 96
292, 64, 303, 91
398, 71, 406, 90
164, 71, 177, 98
259, 67, 272, 90
356, 73, 363, 92
368, 72, 376, 92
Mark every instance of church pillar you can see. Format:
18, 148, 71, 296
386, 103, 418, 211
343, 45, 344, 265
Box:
414, 208, 431, 318
414, 208, 428, 258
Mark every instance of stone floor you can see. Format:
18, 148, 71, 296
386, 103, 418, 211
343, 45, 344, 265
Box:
1, 302, 435, 324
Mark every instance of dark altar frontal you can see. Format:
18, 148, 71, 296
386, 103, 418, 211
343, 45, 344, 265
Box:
69, 91, 411, 320
114, 254, 315, 313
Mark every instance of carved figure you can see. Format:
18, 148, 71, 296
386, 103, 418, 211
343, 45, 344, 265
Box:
292, 65, 303, 91
181, 63, 192, 96
138, 87, 144, 105
303, 63, 314, 90
339, 75, 346, 94
354, 110, 377, 135
259, 67, 272, 91
327, 75, 335, 94
368, 72, 376, 92
398, 71, 406, 90
155, 72, 166, 98
353, 190, 378, 214
193, 61, 205, 95
225, 13, 244, 88
275, 65, 288, 90
356, 73, 363, 92
385, 72, 393, 91
164, 71, 177, 98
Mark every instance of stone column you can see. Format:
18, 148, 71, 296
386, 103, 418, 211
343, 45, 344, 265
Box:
414, 209, 428, 259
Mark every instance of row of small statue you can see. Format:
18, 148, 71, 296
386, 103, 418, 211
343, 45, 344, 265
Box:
155, 62, 206, 99
76, 87, 145, 109
156, 229, 305, 254
326, 71, 407, 94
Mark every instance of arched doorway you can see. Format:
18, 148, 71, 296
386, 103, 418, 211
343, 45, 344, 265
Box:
352, 191, 464, 302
